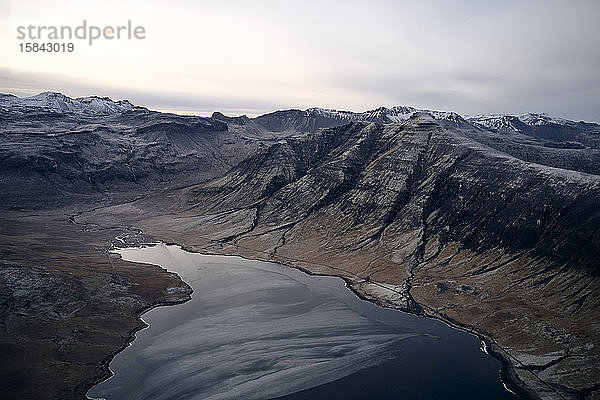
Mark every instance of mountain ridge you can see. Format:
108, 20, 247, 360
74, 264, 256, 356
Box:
3, 91, 598, 126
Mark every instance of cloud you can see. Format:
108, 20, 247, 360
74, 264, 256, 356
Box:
1, 0, 599, 122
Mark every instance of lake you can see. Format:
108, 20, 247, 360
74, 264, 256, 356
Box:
87, 243, 519, 400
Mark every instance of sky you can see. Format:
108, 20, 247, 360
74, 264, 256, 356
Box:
1, 0, 599, 121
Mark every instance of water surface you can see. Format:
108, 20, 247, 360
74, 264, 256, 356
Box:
87, 244, 518, 400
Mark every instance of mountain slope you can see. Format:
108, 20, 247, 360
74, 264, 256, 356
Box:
0, 96, 287, 209
137, 114, 600, 400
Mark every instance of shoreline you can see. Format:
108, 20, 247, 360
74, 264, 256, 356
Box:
84, 298, 192, 399
269, 261, 537, 400
87, 241, 541, 400
177, 242, 544, 400
84, 252, 193, 400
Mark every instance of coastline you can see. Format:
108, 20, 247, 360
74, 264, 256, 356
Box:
88, 241, 538, 400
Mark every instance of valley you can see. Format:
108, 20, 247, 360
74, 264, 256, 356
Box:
0, 92, 598, 399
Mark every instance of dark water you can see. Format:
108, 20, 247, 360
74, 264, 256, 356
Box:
87, 244, 519, 400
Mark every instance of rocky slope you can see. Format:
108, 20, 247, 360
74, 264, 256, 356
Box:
1, 93, 599, 399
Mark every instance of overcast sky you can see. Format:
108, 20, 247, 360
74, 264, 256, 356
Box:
1, 0, 599, 121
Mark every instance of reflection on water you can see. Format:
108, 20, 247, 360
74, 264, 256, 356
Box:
87, 244, 518, 400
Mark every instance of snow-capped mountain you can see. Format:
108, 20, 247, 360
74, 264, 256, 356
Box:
304, 105, 417, 123
466, 112, 578, 132
464, 112, 599, 148
2, 91, 589, 131
518, 113, 571, 126
304, 103, 595, 133
307, 106, 591, 131
466, 114, 527, 132
0, 92, 143, 115
3, 91, 597, 151
305, 105, 465, 124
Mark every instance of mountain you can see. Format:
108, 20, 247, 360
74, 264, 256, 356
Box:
233, 105, 465, 134
0, 94, 279, 209
0, 91, 141, 115
0, 93, 599, 400
467, 113, 600, 148
212, 105, 600, 174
